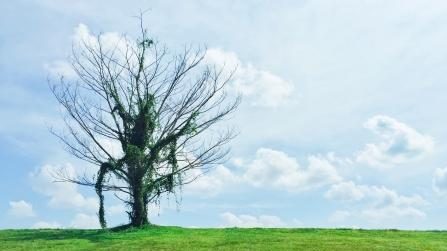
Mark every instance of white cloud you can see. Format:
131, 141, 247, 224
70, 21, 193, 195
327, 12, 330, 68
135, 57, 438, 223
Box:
325, 181, 365, 201
326, 181, 427, 223
8, 200, 36, 218
433, 167, 447, 195
29, 163, 98, 213
186, 148, 343, 195
243, 148, 342, 192
73, 23, 130, 52
32, 221, 61, 229
44, 60, 77, 79
205, 48, 294, 107
220, 212, 287, 228
46, 23, 139, 83
73, 23, 138, 66
70, 213, 100, 229
184, 165, 240, 197
357, 115, 434, 167
182, 148, 359, 197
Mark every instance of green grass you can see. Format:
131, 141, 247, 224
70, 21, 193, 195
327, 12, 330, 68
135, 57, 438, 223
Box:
1, 226, 447, 250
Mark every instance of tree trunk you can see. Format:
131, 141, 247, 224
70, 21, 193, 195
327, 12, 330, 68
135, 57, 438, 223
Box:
130, 179, 149, 227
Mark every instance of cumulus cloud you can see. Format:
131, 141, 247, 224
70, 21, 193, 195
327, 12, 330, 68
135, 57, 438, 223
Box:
44, 60, 77, 79
45, 23, 138, 81
220, 212, 288, 228
326, 181, 427, 223
184, 165, 240, 197
243, 148, 342, 192
73, 23, 134, 54
433, 167, 447, 195
325, 181, 365, 201
29, 163, 98, 212
70, 213, 100, 229
8, 200, 36, 218
184, 148, 342, 196
204, 48, 294, 107
356, 115, 434, 167
32, 221, 61, 229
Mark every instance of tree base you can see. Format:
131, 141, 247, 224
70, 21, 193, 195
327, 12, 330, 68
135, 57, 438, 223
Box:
110, 223, 157, 232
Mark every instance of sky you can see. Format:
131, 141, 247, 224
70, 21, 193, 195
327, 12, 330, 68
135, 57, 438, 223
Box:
1, 0, 447, 230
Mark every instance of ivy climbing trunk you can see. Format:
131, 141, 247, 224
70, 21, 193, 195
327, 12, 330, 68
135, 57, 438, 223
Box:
130, 175, 149, 227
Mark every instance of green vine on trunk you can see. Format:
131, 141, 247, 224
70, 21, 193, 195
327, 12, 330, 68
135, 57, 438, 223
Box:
95, 162, 112, 229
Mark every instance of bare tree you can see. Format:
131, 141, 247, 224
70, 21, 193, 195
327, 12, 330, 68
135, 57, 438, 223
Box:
50, 20, 240, 228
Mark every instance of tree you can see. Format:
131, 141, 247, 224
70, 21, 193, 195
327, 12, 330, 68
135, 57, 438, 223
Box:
50, 21, 240, 228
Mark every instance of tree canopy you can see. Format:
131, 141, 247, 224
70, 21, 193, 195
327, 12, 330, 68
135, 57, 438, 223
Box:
50, 21, 240, 227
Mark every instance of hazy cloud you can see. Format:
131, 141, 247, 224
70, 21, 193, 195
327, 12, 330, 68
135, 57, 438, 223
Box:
204, 48, 294, 107
243, 148, 342, 192
220, 212, 287, 228
32, 221, 61, 229
357, 115, 434, 167
326, 181, 427, 223
70, 213, 100, 229
184, 165, 240, 197
8, 200, 36, 218
29, 164, 98, 212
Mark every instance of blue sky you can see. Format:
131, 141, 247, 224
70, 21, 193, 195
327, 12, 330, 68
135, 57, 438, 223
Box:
2, 0, 447, 229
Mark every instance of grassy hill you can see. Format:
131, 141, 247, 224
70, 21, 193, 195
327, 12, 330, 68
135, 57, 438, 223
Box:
1, 226, 447, 250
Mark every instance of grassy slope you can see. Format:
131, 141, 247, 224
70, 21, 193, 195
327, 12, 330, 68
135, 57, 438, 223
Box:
1, 227, 447, 251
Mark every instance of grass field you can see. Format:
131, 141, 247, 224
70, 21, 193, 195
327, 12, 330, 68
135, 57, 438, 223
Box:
1, 226, 447, 250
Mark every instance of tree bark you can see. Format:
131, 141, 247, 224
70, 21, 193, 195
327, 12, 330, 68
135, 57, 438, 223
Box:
130, 178, 149, 227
